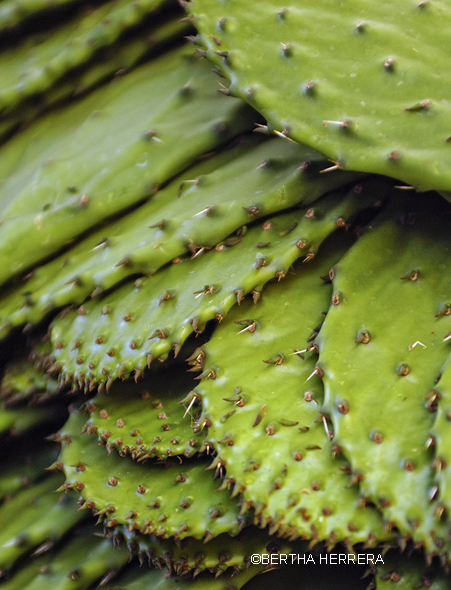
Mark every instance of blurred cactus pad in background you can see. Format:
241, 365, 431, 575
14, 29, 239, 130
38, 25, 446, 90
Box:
1, 0, 451, 588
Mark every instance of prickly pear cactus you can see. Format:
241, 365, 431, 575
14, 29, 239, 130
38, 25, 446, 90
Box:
0, 0, 174, 116
430, 355, 451, 517
49, 177, 380, 388
193, 228, 391, 548
373, 550, 451, 589
0, 474, 86, 575
83, 382, 206, 461
0, 134, 353, 341
2, 0, 451, 586
0, 45, 253, 284
0, 12, 191, 141
316, 192, 451, 560
187, 0, 451, 194
58, 409, 246, 541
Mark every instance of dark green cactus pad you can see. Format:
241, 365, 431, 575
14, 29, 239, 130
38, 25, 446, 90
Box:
59, 410, 245, 541
187, 0, 451, 194
0, 10, 191, 141
0, 0, 83, 34
1, 356, 62, 406
118, 525, 296, 576
49, 176, 381, 388
373, 550, 450, 589
0, 404, 65, 437
0, 45, 253, 285
83, 360, 205, 460
103, 563, 265, 590
0, 474, 86, 574
0, 133, 355, 342
193, 230, 389, 547
0, 0, 173, 116
316, 192, 451, 559
0, 524, 130, 590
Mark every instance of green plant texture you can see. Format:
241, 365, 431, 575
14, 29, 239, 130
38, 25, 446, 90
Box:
1, 1, 451, 589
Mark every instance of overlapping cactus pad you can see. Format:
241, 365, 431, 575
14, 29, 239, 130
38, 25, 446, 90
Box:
2, 0, 451, 588
316, 192, 451, 559
187, 0, 451, 194
192, 232, 391, 547
49, 177, 380, 387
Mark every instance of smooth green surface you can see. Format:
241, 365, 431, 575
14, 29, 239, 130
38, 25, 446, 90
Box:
317, 192, 451, 559
188, 0, 451, 193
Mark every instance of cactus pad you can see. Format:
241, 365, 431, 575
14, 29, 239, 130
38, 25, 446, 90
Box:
0, 11, 191, 141
374, 550, 451, 589
118, 525, 295, 576
0, 0, 173, 115
106, 563, 265, 590
49, 177, 381, 387
0, 524, 130, 590
0, 474, 85, 574
83, 361, 205, 460
193, 231, 389, 547
430, 355, 451, 516
0, 133, 353, 341
316, 192, 451, 559
0, 45, 252, 284
188, 0, 451, 194
1, 356, 62, 406
59, 410, 245, 541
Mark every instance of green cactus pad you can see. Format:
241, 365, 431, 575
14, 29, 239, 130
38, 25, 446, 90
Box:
0, 0, 174, 116
316, 192, 451, 559
0, 474, 86, 574
193, 230, 389, 547
0, 11, 191, 142
118, 525, 296, 576
49, 176, 381, 387
430, 355, 451, 516
188, 0, 451, 194
374, 550, 450, 589
0, 132, 356, 343
104, 563, 265, 590
83, 360, 205, 460
59, 410, 245, 541
0, 0, 83, 34
1, 356, 62, 406
0, 45, 253, 284
0, 405, 63, 437
0, 524, 130, 590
